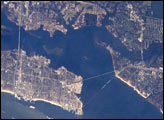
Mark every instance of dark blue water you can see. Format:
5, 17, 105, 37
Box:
1, 4, 163, 119
151, 1, 163, 19
1, 93, 48, 119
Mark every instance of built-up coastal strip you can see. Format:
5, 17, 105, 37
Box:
105, 44, 163, 114
1, 49, 83, 115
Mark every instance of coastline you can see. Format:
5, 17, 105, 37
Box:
106, 45, 147, 99
1, 89, 83, 115
114, 71, 147, 99
160, 108, 163, 114
1, 89, 62, 108
114, 70, 163, 114
1, 89, 15, 95
105, 44, 163, 114
32, 98, 63, 108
